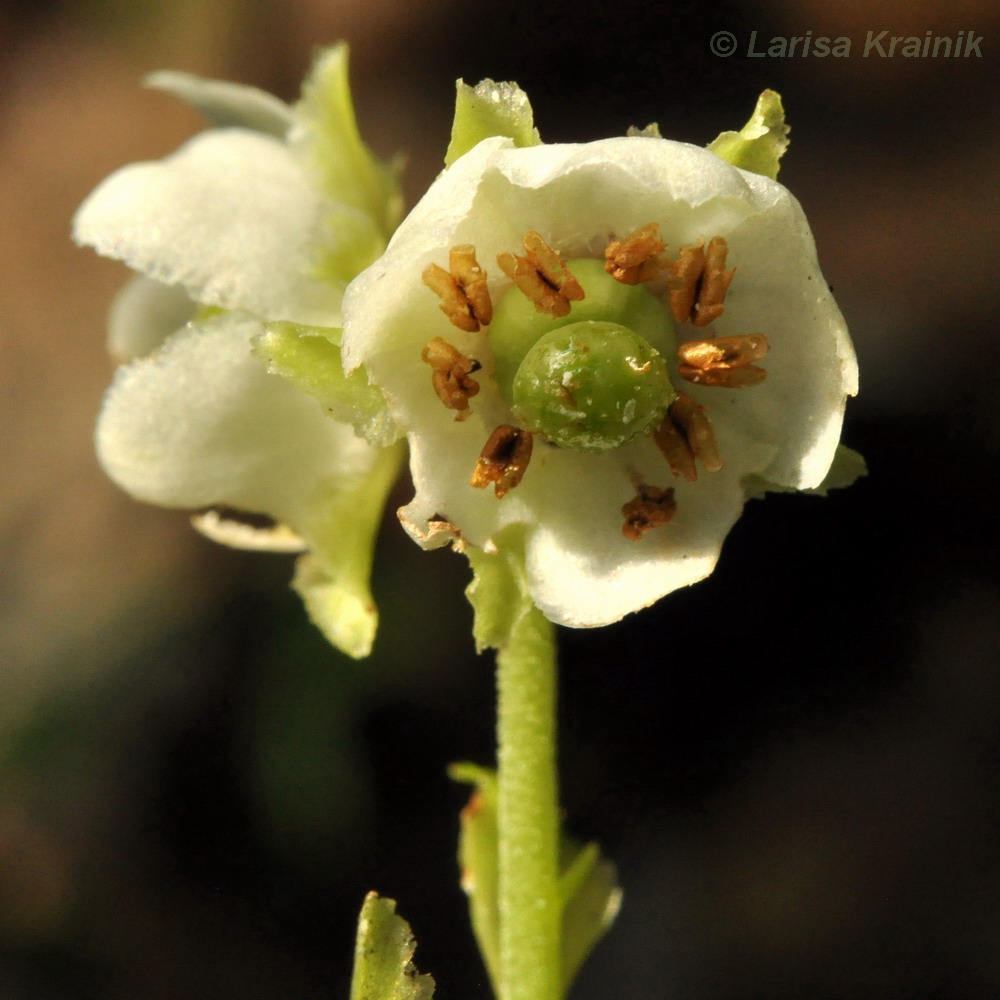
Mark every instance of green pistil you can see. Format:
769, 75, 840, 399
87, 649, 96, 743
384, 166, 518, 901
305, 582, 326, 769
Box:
488, 258, 676, 452
513, 321, 673, 451
489, 258, 676, 405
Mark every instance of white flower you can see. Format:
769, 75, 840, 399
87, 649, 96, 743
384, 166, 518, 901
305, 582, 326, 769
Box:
73, 46, 404, 657
342, 97, 858, 629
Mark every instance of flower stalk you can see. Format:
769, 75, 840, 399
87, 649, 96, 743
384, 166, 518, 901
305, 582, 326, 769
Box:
496, 604, 561, 1000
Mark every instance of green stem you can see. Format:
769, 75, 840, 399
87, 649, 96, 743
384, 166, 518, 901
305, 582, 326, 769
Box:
495, 604, 561, 1000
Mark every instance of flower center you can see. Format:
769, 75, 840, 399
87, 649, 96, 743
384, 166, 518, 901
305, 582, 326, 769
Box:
489, 256, 676, 415
421, 226, 771, 540
511, 321, 672, 451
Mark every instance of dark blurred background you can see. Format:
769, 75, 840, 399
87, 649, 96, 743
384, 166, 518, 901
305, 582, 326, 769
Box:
2, 0, 999, 997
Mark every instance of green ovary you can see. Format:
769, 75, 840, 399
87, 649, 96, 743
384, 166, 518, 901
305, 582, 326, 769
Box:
488, 257, 676, 452
512, 321, 674, 451
489, 258, 675, 403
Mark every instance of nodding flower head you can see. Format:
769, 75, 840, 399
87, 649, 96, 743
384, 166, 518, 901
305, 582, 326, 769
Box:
342, 87, 858, 628
73, 46, 405, 658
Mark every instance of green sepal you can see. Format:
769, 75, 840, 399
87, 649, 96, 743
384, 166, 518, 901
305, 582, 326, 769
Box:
293, 43, 404, 255
444, 79, 541, 168
464, 524, 534, 653
293, 440, 404, 659
295, 44, 403, 234
349, 892, 435, 1000
626, 123, 663, 139
707, 90, 790, 180
255, 321, 399, 446
449, 763, 622, 999
744, 444, 867, 501
144, 70, 293, 137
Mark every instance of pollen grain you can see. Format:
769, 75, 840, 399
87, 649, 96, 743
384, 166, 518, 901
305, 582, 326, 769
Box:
470, 425, 534, 498
622, 484, 677, 541
653, 393, 723, 482
604, 222, 667, 285
677, 333, 768, 387
497, 231, 585, 317
422, 245, 493, 332
422, 336, 481, 420
665, 236, 734, 327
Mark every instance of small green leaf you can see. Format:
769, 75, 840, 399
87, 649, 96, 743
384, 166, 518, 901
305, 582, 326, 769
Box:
707, 89, 790, 180
448, 762, 502, 993
293, 43, 404, 242
445, 79, 541, 168
293, 441, 404, 659
349, 892, 435, 1000
559, 840, 622, 993
255, 321, 398, 446
450, 764, 622, 998
744, 444, 868, 500
464, 524, 534, 653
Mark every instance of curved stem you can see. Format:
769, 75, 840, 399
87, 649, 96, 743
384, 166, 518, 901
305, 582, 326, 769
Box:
496, 605, 560, 1000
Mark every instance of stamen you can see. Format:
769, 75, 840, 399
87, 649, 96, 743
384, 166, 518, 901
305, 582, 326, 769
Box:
694, 237, 734, 326
422, 245, 493, 332
470, 425, 534, 497
677, 333, 768, 387
653, 393, 723, 482
665, 242, 704, 324
497, 231, 585, 317
604, 223, 667, 285
621, 484, 676, 541
665, 236, 734, 327
422, 336, 481, 420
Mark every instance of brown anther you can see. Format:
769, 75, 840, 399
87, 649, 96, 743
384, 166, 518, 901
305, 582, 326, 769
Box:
664, 236, 735, 327
497, 231, 585, 317
470, 425, 534, 498
677, 333, 769, 387
422, 245, 493, 332
604, 222, 668, 285
621, 484, 676, 541
422, 337, 481, 420
653, 393, 723, 482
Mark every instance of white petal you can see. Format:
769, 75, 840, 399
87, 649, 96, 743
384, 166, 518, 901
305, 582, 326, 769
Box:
698, 180, 858, 489
400, 415, 773, 627
191, 510, 307, 552
145, 70, 293, 137
74, 129, 342, 326
96, 312, 372, 525
523, 423, 774, 626
107, 275, 195, 361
